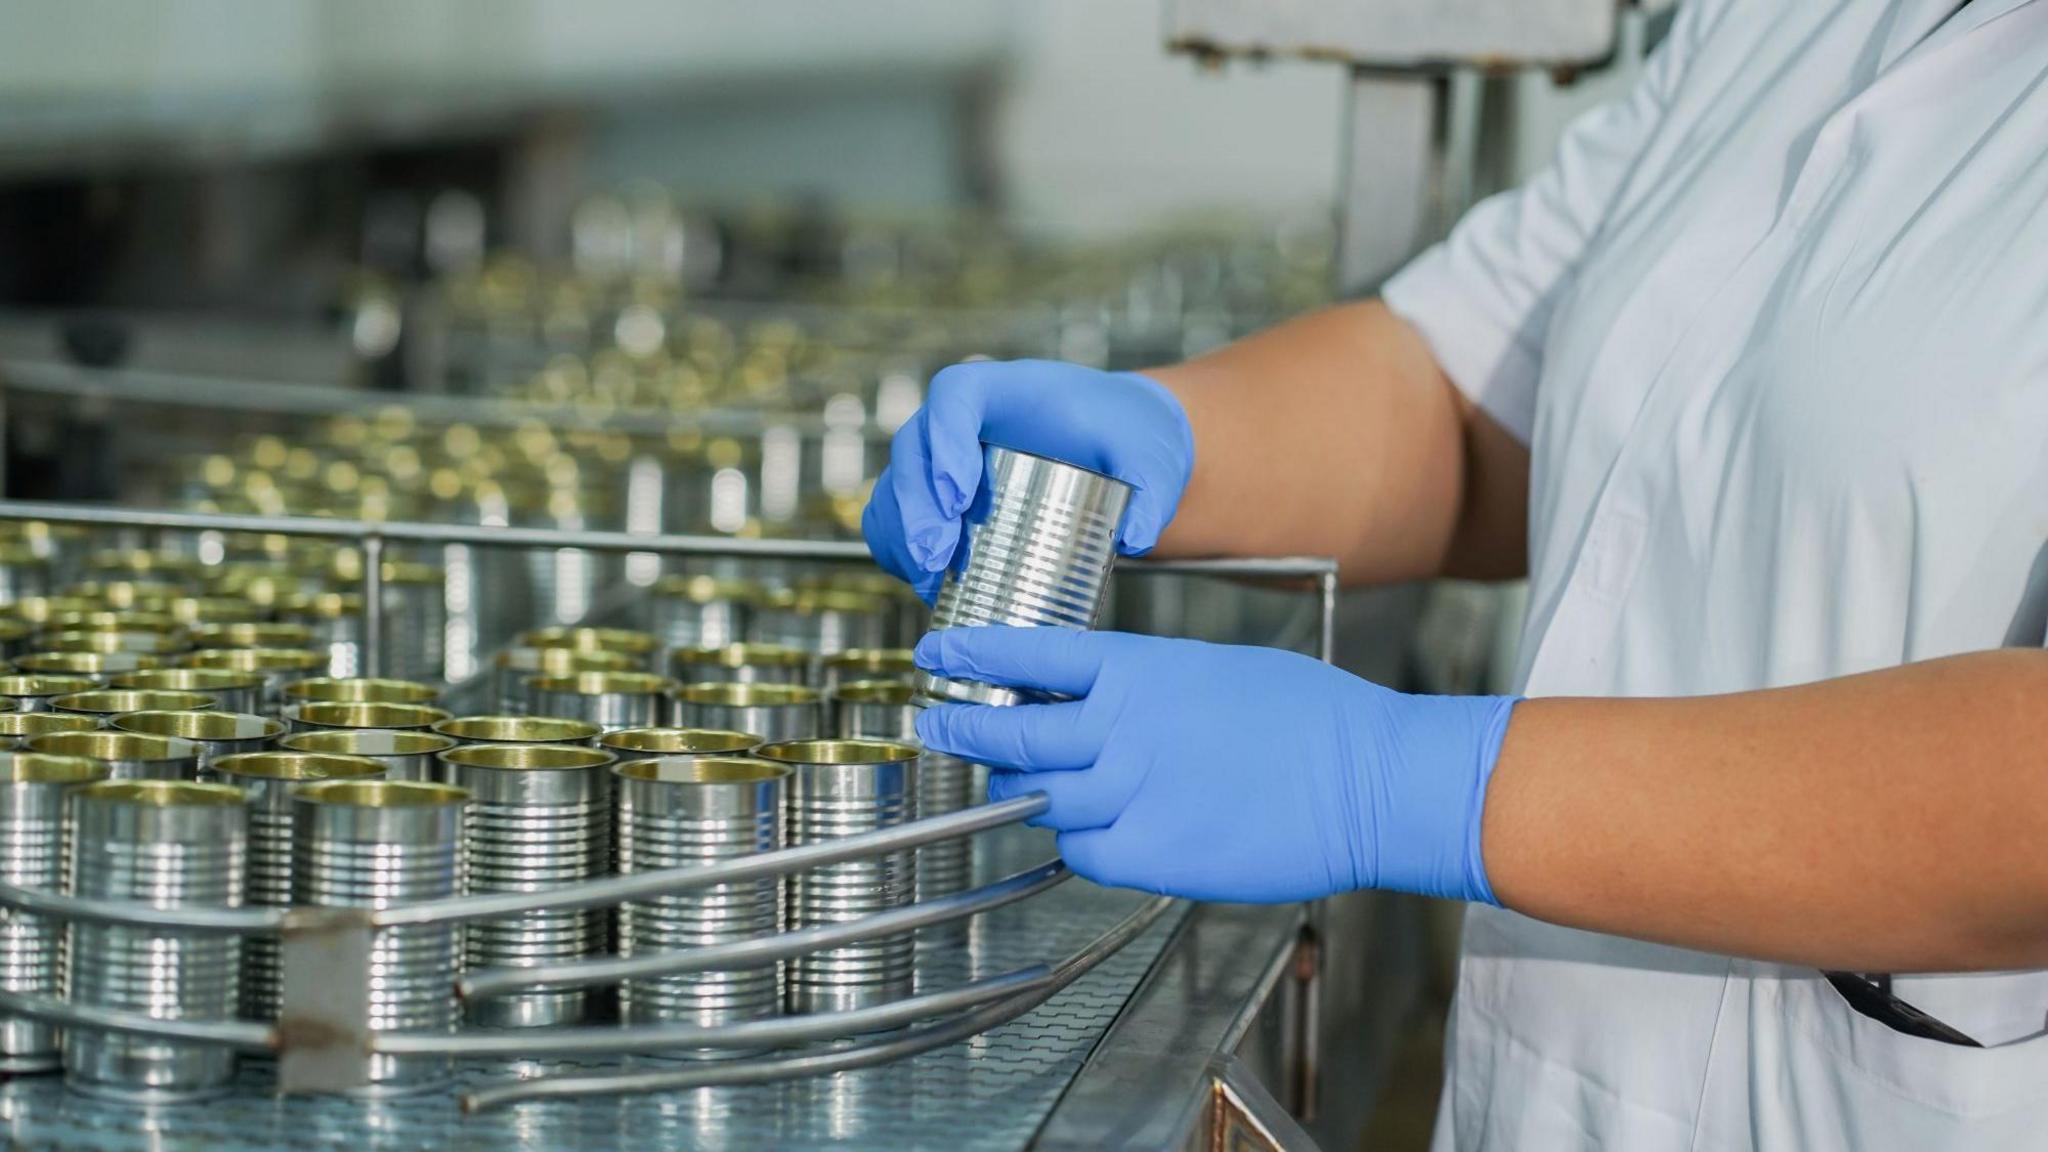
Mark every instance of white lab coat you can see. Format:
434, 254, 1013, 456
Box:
1381, 0, 2048, 1147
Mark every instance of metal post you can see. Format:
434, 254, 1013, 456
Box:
1338, 72, 1439, 293
361, 533, 385, 679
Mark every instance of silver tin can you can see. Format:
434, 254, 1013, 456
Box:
17, 650, 164, 680
284, 701, 452, 735
747, 589, 892, 660
109, 668, 264, 717
279, 592, 365, 679
598, 727, 759, 767
614, 756, 787, 1049
491, 647, 637, 715
291, 780, 469, 1095
432, 715, 601, 747
0, 711, 98, 749
517, 627, 660, 667
669, 642, 810, 687
647, 576, 757, 654
0, 753, 109, 1072
280, 728, 456, 784
62, 780, 247, 1103
833, 682, 976, 910
181, 647, 326, 718
211, 752, 386, 1021
113, 711, 284, 772
185, 623, 314, 652
914, 445, 1130, 707
28, 730, 202, 781
373, 562, 447, 685
50, 689, 216, 727
281, 677, 441, 708
525, 671, 675, 733
441, 743, 616, 1028
0, 674, 101, 713
671, 682, 823, 743
755, 739, 918, 1015
818, 648, 917, 694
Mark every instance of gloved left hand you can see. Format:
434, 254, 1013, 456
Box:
913, 626, 1519, 905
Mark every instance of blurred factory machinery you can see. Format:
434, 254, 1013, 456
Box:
0, 3, 1669, 1149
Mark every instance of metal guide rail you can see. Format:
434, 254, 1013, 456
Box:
0, 500, 1338, 1141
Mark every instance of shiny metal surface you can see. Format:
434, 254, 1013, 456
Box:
181, 647, 326, 717
491, 646, 638, 714
0, 674, 101, 713
0, 711, 97, 750
614, 756, 787, 1051
110, 667, 264, 717
62, 780, 247, 1102
598, 726, 760, 765
755, 739, 917, 1016
210, 752, 386, 1022
0, 620, 31, 661
186, 622, 315, 652
671, 682, 822, 743
284, 701, 451, 734
49, 689, 216, 726
27, 730, 202, 781
833, 681, 975, 912
526, 671, 675, 732
748, 589, 892, 660
37, 629, 188, 657
0, 753, 108, 1072
518, 626, 659, 663
279, 592, 364, 679
818, 648, 916, 693
16, 650, 163, 679
432, 715, 601, 747
915, 446, 1130, 708
373, 562, 446, 684
281, 677, 440, 706
442, 743, 615, 1028
112, 711, 284, 772
291, 780, 468, 1094
670, 642, 809, 686
0, 548, 51, 610
647, 575, 757, 653
278, 728, 457, 784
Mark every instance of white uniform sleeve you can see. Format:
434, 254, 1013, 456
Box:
1380, 1, 1726, 442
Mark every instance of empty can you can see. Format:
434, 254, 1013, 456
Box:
647, 576, 757, 653
0, 711, 97, 749
914, 445, 1130, 707
17, 650, 163, 679
598, 727, 759, 766
0, 674, 100, 713
492, 646, 637, 714
181, 647, 325, 717
291, 780, 468, 1094
186, 623, 314, 652
432, 715, 601, 747
748, 588, 893, 660
110, 668, 264, 717
279, 592, 365, 678
279, 728, 457, 784
28, 731, 201, 781
0, 752, 109, 1073
526, 671, 675, 732
614, 756, 787, 1047
671, 682, 823, 744
63, 780, 246, 1103
281, 677, 441, 707
285, 701, 452, 734
755, 738, 918, 1015
37, 629, 188, 658
441, 743, 616, 1028
50, 689, 216, 726
114, 711, 284, 772
669, 642, 809, 687
370, 562, 447, 685
818, 648, 917, 693
518, 627, 659, 667
833, 681, 976, 910
213, 752, 386, 1022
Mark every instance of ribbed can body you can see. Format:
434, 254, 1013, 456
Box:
292, 783, 467, 1093
748, 597, 892, 660
832, 687, 976, 914
648, 583, 752, 654
615, 759, 786, 1053
0, 757, 107, 1071
279, 730, 456, 784
291, 613, 364, 680
671, 686, 822, 744
449, 748, 614, 1027
529, 684, 666, 732
766, 742, 917, 1015
379, 580, 446, 684
62, 784, 247, 1102
915, 446, 1130, 707
670, 645, 809, 687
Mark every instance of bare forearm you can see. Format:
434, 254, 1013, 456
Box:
1484, 649, 2048, 971
1147, 300, 1528, 583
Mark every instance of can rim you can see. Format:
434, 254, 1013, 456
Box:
831, 680, 916, 706
755, 738, 921, 766
71, 779, 243, 807
617, 756, 790, 785
52, 690, 217, 715
599, 727, 759, 755
432, 715, 601, 743
0, 753, 108, 785
27, 730, 201, 761
213, 750, 386, 782
294, 779, 470, 808
438, 743, 616, 772
113, 710, 284, 742
671, 643, 809, 670
281, 729, 458, 757
282, 677, 441, 705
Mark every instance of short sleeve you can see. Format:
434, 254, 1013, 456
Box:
1381, 0, 1727, 442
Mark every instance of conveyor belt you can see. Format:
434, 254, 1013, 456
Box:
0, 825, 1184, 1152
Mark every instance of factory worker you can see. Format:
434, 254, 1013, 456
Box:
865, 0, 2048, 1148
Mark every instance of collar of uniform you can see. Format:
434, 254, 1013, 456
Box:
1878, 0, 2040, 69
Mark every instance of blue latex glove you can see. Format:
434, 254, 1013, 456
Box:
913, 626, 1520, 905
862, 360, 1194, 602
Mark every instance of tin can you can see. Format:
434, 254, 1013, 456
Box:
16, 650, 163, 680
518, 627, 660, 665
597, 727, 759, 766
492, 647, 637, 715
279, 592, 365, 678
28, 731, 202, 781
818, 648, 917, 693
181, 648, 325, 717
432, 715, 601, 747
279, 729, 457, 784
284, 701, 451, 734
291, 780, 469, 1094
440, 743, 616, 1028
113, 711, 283, 773
212, 752, 386, 1022
0, 711, 97, 749
747, 589, 892, 659
187, 622, 314, 651
914, 445, 1130, 707
62, 780, 246, 1103
646, 576, 757, 654
372, 562, 446, 685
50, 689, 216, 726
670, 681, 823, 743
166, 597, 269, 628
0, 674, 101, 713
109, 668, 265, 717
669, 642, 809, 687
756, 739, 918, 1014
36, 629, 187, 660
281, 677, 440, 707
614, 756, 787, 1047
833, 681, 975, 910
0, 752, 108, 1072
0, 545, 51, 609
525, 671, 675, 732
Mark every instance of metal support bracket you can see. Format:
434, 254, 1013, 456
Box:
277, 907, 375, 1095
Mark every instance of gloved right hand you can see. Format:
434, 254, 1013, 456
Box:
861, 360, 1194, 602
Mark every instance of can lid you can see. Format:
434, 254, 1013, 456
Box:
432, 715, 601, 743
